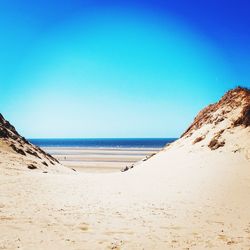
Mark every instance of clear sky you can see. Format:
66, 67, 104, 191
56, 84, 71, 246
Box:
1, 0, 250, 138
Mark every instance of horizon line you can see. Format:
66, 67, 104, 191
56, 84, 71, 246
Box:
27, 137, 178, 140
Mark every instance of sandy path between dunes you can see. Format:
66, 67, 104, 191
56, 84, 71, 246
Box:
1, 147, 250, 250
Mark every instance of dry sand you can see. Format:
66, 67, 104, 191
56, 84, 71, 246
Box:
1, 128, 250, 249
0, 87, 250, 249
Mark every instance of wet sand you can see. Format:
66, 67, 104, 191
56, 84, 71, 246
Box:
42, 147, 159, 173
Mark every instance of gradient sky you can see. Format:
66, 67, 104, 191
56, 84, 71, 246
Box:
1, 0, 250, 138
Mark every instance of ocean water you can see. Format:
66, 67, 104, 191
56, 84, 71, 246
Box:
28, 138, 177, 148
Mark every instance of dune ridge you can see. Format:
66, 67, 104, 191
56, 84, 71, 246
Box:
167, 86, 250, 155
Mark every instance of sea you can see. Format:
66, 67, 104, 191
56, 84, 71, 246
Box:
28, 138, 177, 149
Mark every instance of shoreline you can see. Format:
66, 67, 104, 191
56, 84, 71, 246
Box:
42, 146, 160, 173
41, 146, 163, 151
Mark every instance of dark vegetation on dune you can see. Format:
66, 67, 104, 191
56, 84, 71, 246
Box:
181, 87, 249, 150
182, 87, 250, 138
0, 113, 59, 168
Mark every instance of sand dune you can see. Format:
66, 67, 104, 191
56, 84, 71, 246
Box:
0, 87, 250, 249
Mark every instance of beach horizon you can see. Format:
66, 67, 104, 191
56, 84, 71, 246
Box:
28, 138, 176, 173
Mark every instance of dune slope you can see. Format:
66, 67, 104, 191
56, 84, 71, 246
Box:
0, 114, 72, 174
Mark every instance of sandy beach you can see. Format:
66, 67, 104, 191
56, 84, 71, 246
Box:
1, 143, 250, 249
1, 0, 249, 246
43, 147, 159, 173
0, 87, 250, 249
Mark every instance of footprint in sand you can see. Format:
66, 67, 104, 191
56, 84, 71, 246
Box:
79, 223, 89, 231
0, 216, 12, 221
218, 234, 237, 245
108, 240, 123, 250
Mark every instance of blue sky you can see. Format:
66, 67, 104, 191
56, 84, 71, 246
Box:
1, 0, 250, 138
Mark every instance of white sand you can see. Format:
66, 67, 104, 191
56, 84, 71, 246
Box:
0, 125, 250, 249
0, 88, 249, 249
